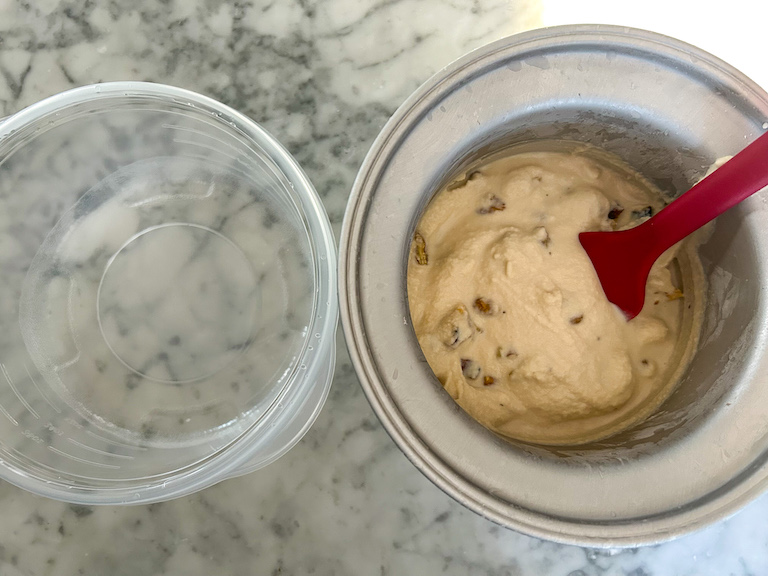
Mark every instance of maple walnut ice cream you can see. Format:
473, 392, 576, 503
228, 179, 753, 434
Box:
407, 148, 705, 445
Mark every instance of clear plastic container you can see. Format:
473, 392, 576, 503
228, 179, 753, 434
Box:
0, 82, 338, 504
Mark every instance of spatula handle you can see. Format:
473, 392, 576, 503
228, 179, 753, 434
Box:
646, 130, 768, 253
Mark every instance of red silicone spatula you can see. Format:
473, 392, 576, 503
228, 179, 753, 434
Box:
579, 131, 768, 320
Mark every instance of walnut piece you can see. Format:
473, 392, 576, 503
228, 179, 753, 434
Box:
666, 288, 684, 301
413, 232, 428, 265
534, 226, 550, 247
474, 297, 496, 315
477, 195, 506, 214
460, 359, 481, 380
439, 306, 475, 348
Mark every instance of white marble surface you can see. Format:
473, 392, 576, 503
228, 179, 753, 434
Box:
1, 0, 768, 574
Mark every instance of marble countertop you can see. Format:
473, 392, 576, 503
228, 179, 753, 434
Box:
1, 0, 767, 574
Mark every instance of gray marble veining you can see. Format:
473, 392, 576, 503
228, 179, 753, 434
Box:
1, 0, 768, 575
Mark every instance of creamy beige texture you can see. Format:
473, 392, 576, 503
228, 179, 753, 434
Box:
407, 149, 704, 445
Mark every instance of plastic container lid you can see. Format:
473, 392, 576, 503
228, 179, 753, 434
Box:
0, 82, 338, 504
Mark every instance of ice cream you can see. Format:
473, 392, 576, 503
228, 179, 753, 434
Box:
407, 147, 705, 445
